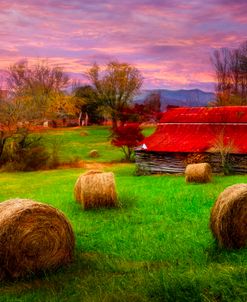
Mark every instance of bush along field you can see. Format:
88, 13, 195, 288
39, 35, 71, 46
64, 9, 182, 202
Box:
0, 127, 246, 302
0, 125, 155, 171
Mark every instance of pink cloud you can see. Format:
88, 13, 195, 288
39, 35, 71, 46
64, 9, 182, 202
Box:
0, 0, 246, 91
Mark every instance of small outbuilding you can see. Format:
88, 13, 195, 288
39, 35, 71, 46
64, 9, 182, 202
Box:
135, 106, 247, 174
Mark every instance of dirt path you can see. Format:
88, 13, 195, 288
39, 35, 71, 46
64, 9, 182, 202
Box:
59, 161, 131, 170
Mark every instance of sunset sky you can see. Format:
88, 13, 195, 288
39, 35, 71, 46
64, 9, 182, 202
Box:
0, 0, 246, 91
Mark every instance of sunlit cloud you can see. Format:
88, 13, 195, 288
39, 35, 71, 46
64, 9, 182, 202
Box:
0, 0, 246, 91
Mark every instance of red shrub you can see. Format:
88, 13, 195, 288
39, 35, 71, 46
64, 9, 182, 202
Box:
111, 123, 144, 161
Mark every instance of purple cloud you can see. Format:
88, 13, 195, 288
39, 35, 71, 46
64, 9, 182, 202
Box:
0, 0, 246, 91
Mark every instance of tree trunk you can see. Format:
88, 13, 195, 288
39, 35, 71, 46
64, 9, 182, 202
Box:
0, 136, 7, 161
78, 111, 83, 126
85, 112, 89, 126
111, 114, 118, 130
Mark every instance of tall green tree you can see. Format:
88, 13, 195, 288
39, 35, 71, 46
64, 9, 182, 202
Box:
86, 61, 143, 129
73, 85, 103, 125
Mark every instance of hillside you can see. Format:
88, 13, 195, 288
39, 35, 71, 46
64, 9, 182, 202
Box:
134, 89, 215, 110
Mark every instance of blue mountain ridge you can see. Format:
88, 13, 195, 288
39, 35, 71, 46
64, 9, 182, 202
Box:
134, 89, 215, 110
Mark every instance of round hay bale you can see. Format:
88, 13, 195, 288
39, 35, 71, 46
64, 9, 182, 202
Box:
0, 199, 75, 280
74, 170, 117, 209
210, 184, 247, 249
185, 163, 212, 183
80, 130, 88, 137
89, 149, 99, 158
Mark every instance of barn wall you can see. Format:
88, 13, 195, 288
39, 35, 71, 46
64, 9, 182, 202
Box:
222, 154, 247, 174
135, 152, 186, 174
135, 151, 247, 174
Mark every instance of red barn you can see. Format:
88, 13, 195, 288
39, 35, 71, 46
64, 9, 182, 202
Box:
135, 106, 247, 174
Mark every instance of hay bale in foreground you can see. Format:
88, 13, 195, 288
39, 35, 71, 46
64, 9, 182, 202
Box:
89, 149, 99, 158
185, 163, 212, 183
210, 184, 247, 249
0, 199, 75, 280
74, 170, 117, 209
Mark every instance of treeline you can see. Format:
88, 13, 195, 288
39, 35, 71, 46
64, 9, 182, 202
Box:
0, 60, 162, 129
0, 60, 161, 169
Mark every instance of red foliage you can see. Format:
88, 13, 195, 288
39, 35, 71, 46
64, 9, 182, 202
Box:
111, 123, 144, 147
119, 103, 161, 125
111, 123, 144, 160
116, 93, 161, 125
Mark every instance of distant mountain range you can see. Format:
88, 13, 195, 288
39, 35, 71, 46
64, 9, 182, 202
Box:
134, 89, 215, 110
1, 87, 215, 110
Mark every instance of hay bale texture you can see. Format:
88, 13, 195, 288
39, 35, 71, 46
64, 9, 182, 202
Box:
89, 150, 99, 158
210, 184, 247, 249
185, 163, 212, 183
74, 170, 117, 209
0, 199, 75, 280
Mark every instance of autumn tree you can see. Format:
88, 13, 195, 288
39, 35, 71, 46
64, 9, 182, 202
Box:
0, 88, 52, 169
118, 92, 161, 125
47, 93, 81, 122
111, 123, 144, 161
118, 105, 142, 125
211, 41, 247, 106
86, 61, 143, 129
7, 60, 69, 119
0, 99, 11, 159
0, 60, 69, 169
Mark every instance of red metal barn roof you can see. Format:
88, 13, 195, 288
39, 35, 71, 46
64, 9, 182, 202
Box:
139, 106, 247, 154
159, 106, 247, 123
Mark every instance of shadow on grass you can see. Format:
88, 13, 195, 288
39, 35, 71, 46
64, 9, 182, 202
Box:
118, 191, 138, 209
1, 248, 246, 302
0, 251, 168, 302
204, 240, 247, 264
78, 192, 137, 211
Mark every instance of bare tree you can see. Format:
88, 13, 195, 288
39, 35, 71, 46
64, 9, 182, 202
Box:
211, 41, 247, 106
211, 48, 232, 105
209, 130, 237, 175
86, 61, 143, 129
144, 92, 161, 113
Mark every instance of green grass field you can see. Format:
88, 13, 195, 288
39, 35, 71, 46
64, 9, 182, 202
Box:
0, 127, 246, 302
41, 126, 155, 163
